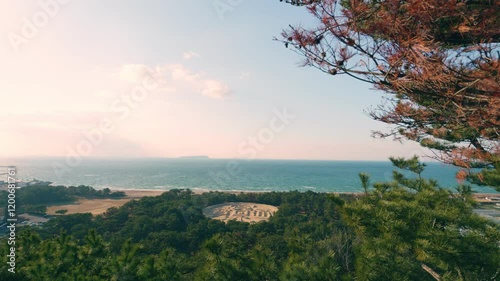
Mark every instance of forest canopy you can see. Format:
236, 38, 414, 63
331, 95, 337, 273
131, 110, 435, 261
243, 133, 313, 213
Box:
2, 159, 499, 280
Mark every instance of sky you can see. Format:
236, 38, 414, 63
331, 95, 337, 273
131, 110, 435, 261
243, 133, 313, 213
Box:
0, 0, 429, 161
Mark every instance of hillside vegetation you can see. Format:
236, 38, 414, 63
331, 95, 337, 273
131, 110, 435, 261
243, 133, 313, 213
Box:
1, 158, 499, 280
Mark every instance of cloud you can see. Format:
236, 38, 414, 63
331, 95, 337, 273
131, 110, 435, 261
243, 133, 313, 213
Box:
201, 80, 230, 99
153, 64, 230, 99
158, 64, 201, 82
118, 64, 152, 83
112, 63, 231, 99
182, 51, 201, 60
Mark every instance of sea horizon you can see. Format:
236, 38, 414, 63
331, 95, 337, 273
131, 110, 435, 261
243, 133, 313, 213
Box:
2, 157, 498, 194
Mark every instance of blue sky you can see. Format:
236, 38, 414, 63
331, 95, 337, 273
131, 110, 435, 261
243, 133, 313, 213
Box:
0, 0, 428, 160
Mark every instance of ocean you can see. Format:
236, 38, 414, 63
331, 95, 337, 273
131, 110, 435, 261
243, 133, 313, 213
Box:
2, 158, 498, 194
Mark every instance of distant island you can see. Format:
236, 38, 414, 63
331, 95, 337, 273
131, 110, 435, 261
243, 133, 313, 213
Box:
177, 155, 210, 159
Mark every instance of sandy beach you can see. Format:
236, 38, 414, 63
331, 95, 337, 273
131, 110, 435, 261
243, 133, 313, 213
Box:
46, 189, 166, 215
44, 188, 498, 216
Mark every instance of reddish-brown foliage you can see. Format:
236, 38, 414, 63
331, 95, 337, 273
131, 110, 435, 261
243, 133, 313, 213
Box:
278, 0, 500, 188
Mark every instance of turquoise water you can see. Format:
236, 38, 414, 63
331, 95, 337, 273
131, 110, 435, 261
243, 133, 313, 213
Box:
2, 158, 498, 193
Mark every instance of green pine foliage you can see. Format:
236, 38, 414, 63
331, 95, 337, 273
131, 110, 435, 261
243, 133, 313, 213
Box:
344, 157, 500, 280
1, 158, 498, 280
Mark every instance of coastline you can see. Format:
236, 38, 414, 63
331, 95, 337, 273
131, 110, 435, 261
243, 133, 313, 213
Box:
44, 188, 498, 216
113, 188, 498, 200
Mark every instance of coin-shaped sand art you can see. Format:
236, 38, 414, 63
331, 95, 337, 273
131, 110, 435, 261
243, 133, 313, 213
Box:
202, 202, 279, 223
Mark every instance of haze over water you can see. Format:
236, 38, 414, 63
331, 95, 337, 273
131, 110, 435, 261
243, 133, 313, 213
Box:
3, 158, 498, 194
